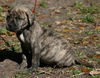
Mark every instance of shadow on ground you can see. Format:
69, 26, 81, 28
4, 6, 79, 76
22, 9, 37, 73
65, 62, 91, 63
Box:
0, 49, 23, 64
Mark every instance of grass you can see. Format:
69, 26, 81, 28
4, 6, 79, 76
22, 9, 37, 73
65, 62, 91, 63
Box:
68, 17, 76, 21
85, 29, 100, 35
6, 40, 21, 51
65, 69, 82, 75
73, 1, 100, 24
82, 15, 95, 23
39, 0, 47, 8
0, 7, 5, 21
95, 29, 100, 34
74, 1, 84, 8
0, 7, 4, 12
80, 7, 99, 14
0, 28, 10, 35
13, 42, 21, 51
43, 23, 49, 27
85, 31, 94, 35
92, 75, 100, 78
0, 28, 21, 51
15, 72, 30, 78
75, 50, 86, 57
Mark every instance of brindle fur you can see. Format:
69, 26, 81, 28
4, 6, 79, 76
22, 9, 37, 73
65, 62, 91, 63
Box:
6, 5, 93, 72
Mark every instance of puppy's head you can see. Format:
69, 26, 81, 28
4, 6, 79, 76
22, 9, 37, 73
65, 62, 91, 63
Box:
6, 5, 34, 32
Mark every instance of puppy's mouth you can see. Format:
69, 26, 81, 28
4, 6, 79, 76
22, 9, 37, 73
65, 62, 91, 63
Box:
7, 22, 29, 33
6, 26, 18, 32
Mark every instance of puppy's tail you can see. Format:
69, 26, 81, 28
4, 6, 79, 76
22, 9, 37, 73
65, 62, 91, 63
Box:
75, 59, 94, 68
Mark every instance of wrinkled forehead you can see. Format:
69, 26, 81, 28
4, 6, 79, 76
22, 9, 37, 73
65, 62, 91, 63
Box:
9, 6, 29, 16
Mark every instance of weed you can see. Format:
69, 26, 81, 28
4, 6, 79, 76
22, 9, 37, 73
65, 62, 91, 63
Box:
82, 15, 95, 23
75, 50, 86, 56
65, 69, 82, 75
80, 6, 99, 14
95, 29, 100, 34
13, 44, 21, 51
15, 72, 30, 78
74, 1, 84, 8
0, 28, 10, 35
0, 7, 4, 19
0, 7, 4, 12
68, 17, 75, 21
92, 75, 100, 78
39, 0, 47, 8
85, 31, 94, 35
43, 23, 49, 27
96, 44, 100, 48
15, 75, 22, 78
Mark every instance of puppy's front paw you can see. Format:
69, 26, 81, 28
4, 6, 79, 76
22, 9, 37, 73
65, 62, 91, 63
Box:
28, 66, 37, 73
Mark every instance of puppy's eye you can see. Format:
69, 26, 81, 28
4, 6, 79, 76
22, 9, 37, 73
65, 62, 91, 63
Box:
7, 16, 10, 19
6, 16, 11, 20
15, 17, 24, 20
15, 17, 19, 19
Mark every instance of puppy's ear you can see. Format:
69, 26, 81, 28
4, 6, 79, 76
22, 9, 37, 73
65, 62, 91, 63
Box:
6, 9, 12, 20
25, 11, 35, 26
7, 8, 12, 14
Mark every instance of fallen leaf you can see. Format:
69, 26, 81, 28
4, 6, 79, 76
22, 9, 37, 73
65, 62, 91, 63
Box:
87, 54, 100, 59
80, 27, 85, 30
94, 54, 100, 59
90, 69, 100, 75
0, 19, 4, 24
82, 41, 89, 45
81, 67, 90, 73
11, 32, 16, 35
0, 34, 7, 38
95, 25, 100, 30
1, 5, 9, 9
55, 29, 80, 33
54, 9, 61, 14
55, 20, 72, 25
62, 29, 80, 33
38, 14, 48, 19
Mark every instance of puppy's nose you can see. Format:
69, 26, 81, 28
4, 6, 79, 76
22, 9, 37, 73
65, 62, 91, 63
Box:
8, 24, 12, 27
8, 24, 13, 28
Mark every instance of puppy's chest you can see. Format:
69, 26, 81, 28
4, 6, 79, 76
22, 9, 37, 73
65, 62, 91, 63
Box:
19, 33, 25, 42
19, 32, 32, 44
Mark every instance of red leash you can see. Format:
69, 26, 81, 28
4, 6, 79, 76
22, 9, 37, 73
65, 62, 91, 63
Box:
32, 0, 37, 13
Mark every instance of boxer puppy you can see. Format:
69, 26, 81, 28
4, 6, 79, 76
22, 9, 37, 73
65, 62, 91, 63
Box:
6, 5, 93, 72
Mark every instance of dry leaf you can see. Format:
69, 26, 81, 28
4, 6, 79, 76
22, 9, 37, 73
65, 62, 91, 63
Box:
87, 54, 100, 59
94, 54, 100, 59
80, 27, 85, 30
95, 25, 100, 30
38, 14, 48, 19
11, 32, 16, 35
81, 67, 90, 73
1, 5, 9, 9
90, 69, 100, 75
55, 29, 80, 33
54, 9, 61, 14
0, 34, 7, 38
55, 20, 72, 25
55, 20, 66, 25
0, 19, 4, 24
62, 29, 80, 33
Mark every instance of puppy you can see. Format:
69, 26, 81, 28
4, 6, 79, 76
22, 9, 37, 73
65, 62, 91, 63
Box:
6, 5, 93, 72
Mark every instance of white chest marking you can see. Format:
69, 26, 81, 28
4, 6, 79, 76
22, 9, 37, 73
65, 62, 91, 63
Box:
19, 33, 25, 42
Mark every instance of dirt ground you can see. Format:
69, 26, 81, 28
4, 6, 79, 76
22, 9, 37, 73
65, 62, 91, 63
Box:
0, 0, 100, 78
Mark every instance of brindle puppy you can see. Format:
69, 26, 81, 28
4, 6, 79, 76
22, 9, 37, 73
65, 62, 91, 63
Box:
6, 5, 93, 72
